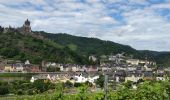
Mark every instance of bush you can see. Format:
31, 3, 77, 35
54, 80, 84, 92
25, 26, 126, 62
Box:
33, 79, 52, 93
74, 83, 84, 87
0, 86, 9, 95
85, 81, 93, 87
65, 80, 73, 88
27, 89, 38, 95
76, 85, 89, 100
17, 89, 23, 95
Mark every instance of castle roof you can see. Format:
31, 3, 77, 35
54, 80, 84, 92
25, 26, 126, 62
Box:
25, 19, 30, 25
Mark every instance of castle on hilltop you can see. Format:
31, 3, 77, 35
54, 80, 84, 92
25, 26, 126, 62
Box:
2, 19, 44, 39
18, 19, 32, 34
23, 19, 31, 33
3, 19, 32, 34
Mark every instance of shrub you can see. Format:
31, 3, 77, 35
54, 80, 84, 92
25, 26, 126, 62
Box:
17, 89, 23, 95
27, 89, 38, 95
0, 86, 9, 95
74, 83, 83, 87
33, 79, 52, 93
64, 80, 73, 88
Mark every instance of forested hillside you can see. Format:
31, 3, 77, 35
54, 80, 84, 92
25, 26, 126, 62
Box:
41, 32, 144, 59
0, 28, 170, 67
140, 50, 170, 67
41, 32, 170, 67
0, 30, 88, 64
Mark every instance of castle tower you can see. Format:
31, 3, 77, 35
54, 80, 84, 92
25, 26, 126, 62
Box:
23, 19, 31, 33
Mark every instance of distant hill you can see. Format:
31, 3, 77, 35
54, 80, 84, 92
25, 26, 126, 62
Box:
140, 50, 170, 67
41, 32, 170, 67
40, 32, 144, 58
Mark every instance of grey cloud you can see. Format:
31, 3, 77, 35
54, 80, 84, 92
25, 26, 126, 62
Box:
0, 0, 170, 51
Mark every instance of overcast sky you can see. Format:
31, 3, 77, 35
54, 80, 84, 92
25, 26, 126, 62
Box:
0, 0, 170, 51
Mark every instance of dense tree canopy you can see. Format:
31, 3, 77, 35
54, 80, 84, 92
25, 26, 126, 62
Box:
0, 31, 89, 64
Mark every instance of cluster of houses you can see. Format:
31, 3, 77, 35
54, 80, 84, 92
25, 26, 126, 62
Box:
97, 53, 170, 83
42, 61, 98, 72
28, 53, 169, 85
30, 72, 99, 85
0, 53, 170, 84
0, 58, 40, 72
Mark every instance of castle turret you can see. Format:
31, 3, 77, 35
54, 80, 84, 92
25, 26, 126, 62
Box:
23, 19, 31, 33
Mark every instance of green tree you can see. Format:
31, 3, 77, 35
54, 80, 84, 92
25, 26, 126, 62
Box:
51, 83, 64, 100
33, 79, 53, 93
76, 85, 89, 100
96, 74, 104, 88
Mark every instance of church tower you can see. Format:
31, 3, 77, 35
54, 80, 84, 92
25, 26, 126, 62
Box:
23, 19, 31, 33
